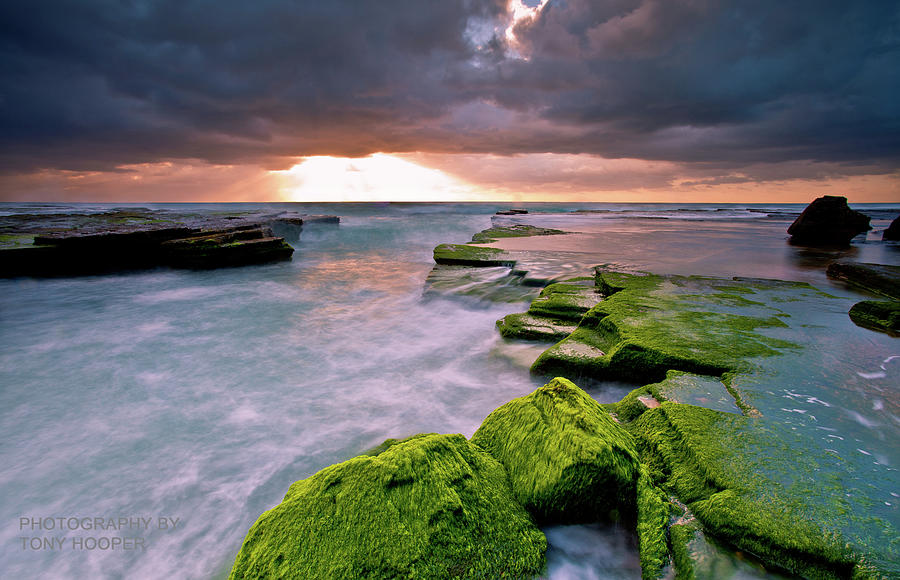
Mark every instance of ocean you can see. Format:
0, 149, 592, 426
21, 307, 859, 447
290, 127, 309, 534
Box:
1, 202, 898, 579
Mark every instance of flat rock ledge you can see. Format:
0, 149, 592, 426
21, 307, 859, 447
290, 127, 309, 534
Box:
0, 209, 339, 276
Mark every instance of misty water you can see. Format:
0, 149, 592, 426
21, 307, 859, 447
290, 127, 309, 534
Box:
1, 202, 898, 579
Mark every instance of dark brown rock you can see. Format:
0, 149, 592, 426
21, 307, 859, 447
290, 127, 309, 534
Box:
883, 215, 900, 241
0, 209, 318, 276
787, 196, 871, 246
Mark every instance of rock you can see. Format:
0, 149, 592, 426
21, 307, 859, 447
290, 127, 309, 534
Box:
787, 195, 871, 246
470, 377, 670, 578
496, 278, 601, 341
228, 433, 546, 580
471, 377, 642, 524
848, 300, 900, 334
470, 224, 566, 243
530, 271, 802, 383
627, 403, 895, 578
0, 208, 329, 276
884, 215, 900, 241
162, 229, 294, 269
432, 243, 516, 267
495, 208, 529, 215
826, 261, 900, 300
4, 226, 199, 276
496, 312, 579, 342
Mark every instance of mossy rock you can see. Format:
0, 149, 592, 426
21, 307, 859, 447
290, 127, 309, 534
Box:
432, 243, 516, 267
470, 377, 641, 524
627, 403, 897, 579
848, 300, 900, 335
636, 466, 672, 579
527, 280, 601, 322
470, 377, 671, 578
496, 312, 579, 342
229, 433, 546, 579
470, 224, 566, 243
531, 272, 800, 383
496, 278, 601, 341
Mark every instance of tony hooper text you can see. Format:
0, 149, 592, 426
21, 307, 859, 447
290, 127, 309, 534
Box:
17, 516, 181, 551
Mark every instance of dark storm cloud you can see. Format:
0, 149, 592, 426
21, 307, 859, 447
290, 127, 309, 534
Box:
1, 0, 897, 173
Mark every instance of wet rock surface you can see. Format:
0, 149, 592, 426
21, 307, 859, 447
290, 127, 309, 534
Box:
0, 208, 338, 276
826, 261, 900, 300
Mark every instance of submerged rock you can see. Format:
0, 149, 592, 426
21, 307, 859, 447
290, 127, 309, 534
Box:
826, 261, 900, 300
229, 433, 546, 579
787, 195, 871, 246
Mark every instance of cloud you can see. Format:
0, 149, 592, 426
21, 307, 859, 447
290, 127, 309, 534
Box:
0, 0, 897, 181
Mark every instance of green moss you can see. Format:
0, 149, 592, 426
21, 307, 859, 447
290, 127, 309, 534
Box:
470, 224, 566, 243
636, 466, 673, 579
496, 279, 603, 341
432, 243, 516, 267
626, 403, 895, 579
360, 434, 431, 457
496, 313, 578, 342
470, 377, 641, 525
527, 281, 601, 322
531, 272, 801, 383
0, 233, 36, 248
848, 300, 900, 334
669, 520, 699, 579
612, 386, 658, 423
595, 268, 626, 296
229, 433, 546, 579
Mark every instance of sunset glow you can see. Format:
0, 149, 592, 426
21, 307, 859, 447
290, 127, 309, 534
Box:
273, 154, 481, 202
1, 1, 896, 203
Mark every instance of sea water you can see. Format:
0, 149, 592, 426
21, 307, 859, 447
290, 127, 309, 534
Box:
1, 202, 898, 579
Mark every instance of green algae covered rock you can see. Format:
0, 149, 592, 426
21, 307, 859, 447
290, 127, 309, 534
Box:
470, 224, 566, 243
432, 243, 516, 267
229, 433, 546, 579
496, 278, 600, 341
635, 466, 672, 579
531, 272, 800, 383
848, 300, 900, 334
471, 378, 641, 525
470, 377, 671, 579
627, 403, 898, 579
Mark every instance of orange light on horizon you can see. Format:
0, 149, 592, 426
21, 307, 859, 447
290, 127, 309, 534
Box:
271, 154, 482, 202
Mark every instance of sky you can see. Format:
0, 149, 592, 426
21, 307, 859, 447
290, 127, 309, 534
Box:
1, 0, 898, 203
